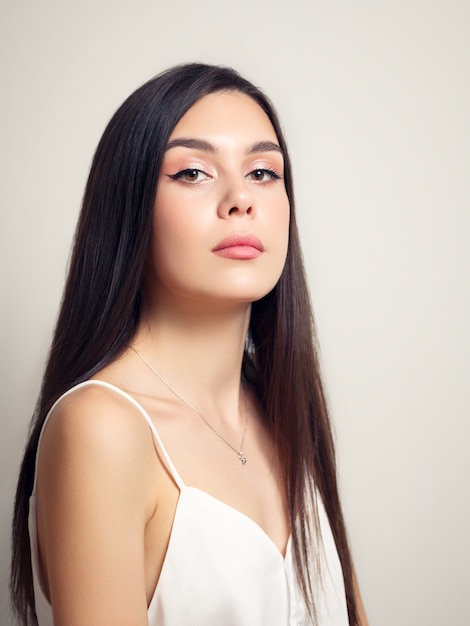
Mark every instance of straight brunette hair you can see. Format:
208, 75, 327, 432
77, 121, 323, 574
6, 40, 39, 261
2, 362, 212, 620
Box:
11, 63, 359, 625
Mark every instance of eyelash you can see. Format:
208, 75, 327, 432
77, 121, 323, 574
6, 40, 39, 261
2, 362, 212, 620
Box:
168, 169, 210, 183
169, 167, 282, 184
248, 168, 282, 182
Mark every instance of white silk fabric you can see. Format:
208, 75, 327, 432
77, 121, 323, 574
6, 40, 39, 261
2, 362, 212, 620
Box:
29, 381, 349, 625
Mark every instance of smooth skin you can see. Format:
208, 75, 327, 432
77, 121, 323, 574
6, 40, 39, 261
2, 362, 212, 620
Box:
36, 92, 368, 625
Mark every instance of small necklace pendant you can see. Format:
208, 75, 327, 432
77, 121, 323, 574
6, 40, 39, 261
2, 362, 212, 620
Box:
238, 452, 247, 465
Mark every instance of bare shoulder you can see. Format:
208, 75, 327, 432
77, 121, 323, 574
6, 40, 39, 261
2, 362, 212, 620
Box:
37, 382, 158, 517
35, 383, 160, 622
40, 382, 151, 452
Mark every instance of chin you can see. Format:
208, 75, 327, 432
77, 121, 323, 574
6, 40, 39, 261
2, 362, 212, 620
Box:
219, 282, 279, 304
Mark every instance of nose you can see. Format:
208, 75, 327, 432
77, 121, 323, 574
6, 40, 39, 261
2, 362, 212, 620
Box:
217, 177, 256, 219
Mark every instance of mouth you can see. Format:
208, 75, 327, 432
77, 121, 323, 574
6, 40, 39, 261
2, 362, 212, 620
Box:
212, 234, 264, 260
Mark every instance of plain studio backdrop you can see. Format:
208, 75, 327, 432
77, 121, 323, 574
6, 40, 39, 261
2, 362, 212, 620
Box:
1, 1, 469, 624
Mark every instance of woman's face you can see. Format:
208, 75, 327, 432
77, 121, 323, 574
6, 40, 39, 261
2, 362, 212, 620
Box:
146, 90, 290, 310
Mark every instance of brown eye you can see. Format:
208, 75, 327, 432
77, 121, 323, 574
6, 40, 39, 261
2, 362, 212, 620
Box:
182, 169, 200, 182
248, 169, 281, 182
169, 168, 209, 183
251, 169, 264, 181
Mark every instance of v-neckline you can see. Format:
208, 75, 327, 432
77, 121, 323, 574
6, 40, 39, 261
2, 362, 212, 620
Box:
179, 484, 292, 561
64, 382, 291, 559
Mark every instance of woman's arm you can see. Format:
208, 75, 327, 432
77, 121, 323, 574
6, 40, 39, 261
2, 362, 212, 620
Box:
36, 385, 158, 626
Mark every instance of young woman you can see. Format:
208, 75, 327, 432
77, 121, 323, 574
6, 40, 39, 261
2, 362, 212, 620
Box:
11, 63, 367, 625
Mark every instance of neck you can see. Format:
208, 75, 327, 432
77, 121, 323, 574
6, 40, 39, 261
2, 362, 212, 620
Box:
133, 296, 252, 423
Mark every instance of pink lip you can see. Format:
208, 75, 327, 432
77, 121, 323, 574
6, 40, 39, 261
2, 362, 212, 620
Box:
212, 234, 264, 259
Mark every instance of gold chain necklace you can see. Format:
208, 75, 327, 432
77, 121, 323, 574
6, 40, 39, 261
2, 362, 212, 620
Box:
130, 346, 248, 465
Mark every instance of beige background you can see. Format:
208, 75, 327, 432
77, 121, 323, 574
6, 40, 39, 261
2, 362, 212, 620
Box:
1, 1, 469, 624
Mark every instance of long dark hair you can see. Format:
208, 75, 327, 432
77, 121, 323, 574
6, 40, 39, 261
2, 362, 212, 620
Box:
11, 63, 359, 625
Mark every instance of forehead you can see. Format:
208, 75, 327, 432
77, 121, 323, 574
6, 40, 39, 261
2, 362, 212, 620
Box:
169, 91, 278, 143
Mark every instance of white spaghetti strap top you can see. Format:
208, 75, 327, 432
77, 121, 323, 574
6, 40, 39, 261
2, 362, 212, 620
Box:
29, 380, 349, 626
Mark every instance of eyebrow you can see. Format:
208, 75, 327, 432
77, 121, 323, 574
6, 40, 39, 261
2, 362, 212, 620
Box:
166, 138, 216, 152
165, 138, 283, 155
247, 141, 283, 155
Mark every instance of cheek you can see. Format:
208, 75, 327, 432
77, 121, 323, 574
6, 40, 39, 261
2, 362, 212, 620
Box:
151, 190, 193, 253
148, 196, 178, 272
264, 195, 290, 280
154, 210, 186, 246
275, 194, 291, 247
149, 192, 210, 288
279, 201, 291, 268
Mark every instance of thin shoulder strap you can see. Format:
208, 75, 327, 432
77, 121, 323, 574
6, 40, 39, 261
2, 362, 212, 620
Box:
33, 380, 185, 492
